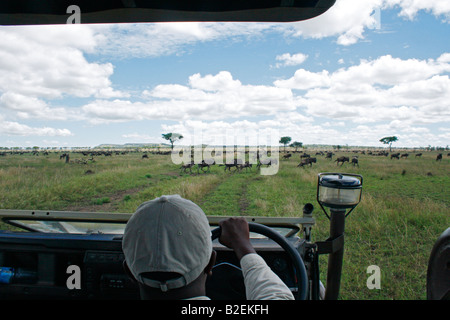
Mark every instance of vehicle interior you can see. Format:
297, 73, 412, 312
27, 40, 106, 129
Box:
0, 208, 315, 300
1, 1, 448, 302
0, 1, 337, 300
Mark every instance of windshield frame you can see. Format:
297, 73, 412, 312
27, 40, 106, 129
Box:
0, 209, 313, 238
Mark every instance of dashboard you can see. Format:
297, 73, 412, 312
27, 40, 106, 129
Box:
0, 231, 299, 300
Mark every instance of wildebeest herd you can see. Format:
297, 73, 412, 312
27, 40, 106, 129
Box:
0, 148, 446, 176
173, 148, 447, 175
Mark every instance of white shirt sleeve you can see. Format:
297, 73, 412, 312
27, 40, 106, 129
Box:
240, 253, 295, 300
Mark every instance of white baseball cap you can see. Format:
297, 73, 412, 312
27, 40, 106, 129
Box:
122, 195, 212, 292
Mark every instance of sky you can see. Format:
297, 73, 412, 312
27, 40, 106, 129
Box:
0, 0, 449, 149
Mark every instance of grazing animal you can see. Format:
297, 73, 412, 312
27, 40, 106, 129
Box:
400, 153, 409, 159
297, 157, 316, 168
59, 153, 70, 163
390, 153, 400, 160
220, 159, 242, 172
300, 153, 311, 159
142, 154, 148, 159
197, 160, 213, 173
415, 153, 422, 157
283, 153, 292, 160
237, 161, 253, 171
351, 156, 359, 167
325, 152, 333, 160
335, 156, 349, 166
180, 162, 195, 174
257, 158, 278, 169
436, 153, 442, 161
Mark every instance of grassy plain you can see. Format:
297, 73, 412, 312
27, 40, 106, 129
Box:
0, 149, 448, 300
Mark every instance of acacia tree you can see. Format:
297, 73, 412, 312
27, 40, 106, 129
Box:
380, 136, 398, 152
290, 141, 303, 152
162, 133, 184, 150
279, 136, 292, 152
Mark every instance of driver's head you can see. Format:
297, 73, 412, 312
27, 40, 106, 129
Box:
122, 194, 213, 292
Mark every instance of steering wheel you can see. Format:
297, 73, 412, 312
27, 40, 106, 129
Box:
211, 222, 308, 300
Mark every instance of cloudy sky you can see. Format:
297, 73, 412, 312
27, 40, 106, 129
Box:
0, 0, 449, 149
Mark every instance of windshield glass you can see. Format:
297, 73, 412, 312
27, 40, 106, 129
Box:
0, 5, 448, 222
5, 219, 296, 238
6, 220, 126, 234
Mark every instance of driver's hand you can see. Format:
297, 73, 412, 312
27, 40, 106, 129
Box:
218, 217, 256, 260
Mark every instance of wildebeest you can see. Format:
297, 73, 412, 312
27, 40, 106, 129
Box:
237, 161, 253, 171
297, 157, 316, 167
351, 156, 359, 167
400, 153, 409, 159
325, 152, 334, 160
60, 153, 70, 163
283, 153, 292, 160
436, 153, 442, 161
390, 153, 400, 159
197, 159, 215, 173
257, 158, 278, 169
180, 162, 195, 174
335, 156, 349, 166
415, 153, 422, 157
300, 153, 311, 159
220, 159, 243, 172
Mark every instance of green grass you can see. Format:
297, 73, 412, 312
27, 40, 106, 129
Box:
0, 149, 448, 300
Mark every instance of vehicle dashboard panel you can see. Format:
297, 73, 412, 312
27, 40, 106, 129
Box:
0, 231, 298, 299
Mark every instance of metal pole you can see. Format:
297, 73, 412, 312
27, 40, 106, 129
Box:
324, 208, 346, 300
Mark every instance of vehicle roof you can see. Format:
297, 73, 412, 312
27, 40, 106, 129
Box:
0, 0, 336, 25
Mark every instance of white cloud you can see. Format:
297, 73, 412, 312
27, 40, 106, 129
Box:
122, 133, 164, 143
188, 71, 242, 91
84, 71, 297, 124
0, 25, 126, 103
274, 53, 308, 68
0, 25, 129, 128
278, 0, 450, 45
0, 92, 84, 121
160, 118, 346, 147
274, 69, 331, 90
384, 0, 450, 21
0, 120, 73, 137
92, 22, 273, 58
86, 52, 449, 147
283, 0, 384, 45
1, 8, 449, 148
275, 53, 450, 127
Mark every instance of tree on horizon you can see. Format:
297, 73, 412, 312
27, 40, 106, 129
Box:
379, 136, 398, 152
162, 133, 184, 150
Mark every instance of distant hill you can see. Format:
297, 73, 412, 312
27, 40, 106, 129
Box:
95, 143, 171, 149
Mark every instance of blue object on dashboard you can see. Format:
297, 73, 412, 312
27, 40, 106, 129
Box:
0, 267, 14, 284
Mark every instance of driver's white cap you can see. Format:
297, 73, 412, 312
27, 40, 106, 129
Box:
122, 195, 212, 291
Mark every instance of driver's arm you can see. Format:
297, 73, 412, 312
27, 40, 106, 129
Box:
218, 217, 295, 300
